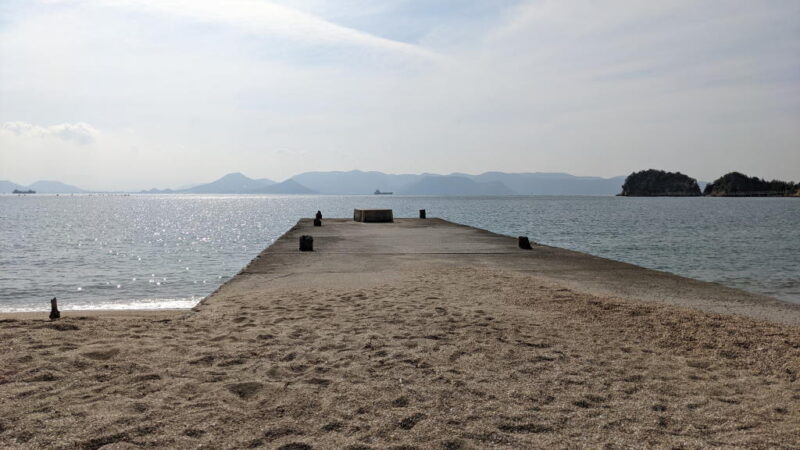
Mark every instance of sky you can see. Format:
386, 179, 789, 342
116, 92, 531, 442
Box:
0, 0, 798, 190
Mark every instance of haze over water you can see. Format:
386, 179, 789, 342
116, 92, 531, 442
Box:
1, 194, 798, 312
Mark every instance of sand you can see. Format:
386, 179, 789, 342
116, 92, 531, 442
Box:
1, 219, 798, 449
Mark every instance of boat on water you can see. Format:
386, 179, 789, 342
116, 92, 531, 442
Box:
12, 189, 36, 194
374, 189, 393, 195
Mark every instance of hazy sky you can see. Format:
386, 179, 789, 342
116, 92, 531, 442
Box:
1, 0, 798, 190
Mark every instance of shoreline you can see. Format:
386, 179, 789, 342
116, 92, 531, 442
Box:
5, 217, 798, 321
0, 308, 189, 321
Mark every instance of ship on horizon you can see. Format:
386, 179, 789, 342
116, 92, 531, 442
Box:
374, 189, 393, 195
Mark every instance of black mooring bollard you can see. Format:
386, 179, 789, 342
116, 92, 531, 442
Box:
299, 235, 314, 251
313, 218, 322, 226
315, 211, 322, 220
419, 209, 426, 219
49, 297, 60, 320
518, 236, 533, 250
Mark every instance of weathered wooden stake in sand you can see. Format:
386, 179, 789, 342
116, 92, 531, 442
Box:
48, 297, 60, 320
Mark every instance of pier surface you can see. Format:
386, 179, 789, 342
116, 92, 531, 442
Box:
202, 218, 800, 325
1, 218, 799, 448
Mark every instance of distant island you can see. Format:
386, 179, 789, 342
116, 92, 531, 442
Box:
704, 172, 799, 197
619, 169, 798, 197
619, 169, 702, 196
12, 189, 36, 194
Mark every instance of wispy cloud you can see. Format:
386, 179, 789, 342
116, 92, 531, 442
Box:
52, 0, 439, 60
1, 121, 99, 145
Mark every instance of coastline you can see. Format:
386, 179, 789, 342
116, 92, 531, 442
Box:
2, 218, 798, 448
0, 309, 187, 321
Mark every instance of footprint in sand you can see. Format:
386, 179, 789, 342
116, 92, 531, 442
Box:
45, 323, 80, 331
81, 348, 120, 361
391, 396, 409, 407
226, 382, 263, 399
398, 413, 426, 430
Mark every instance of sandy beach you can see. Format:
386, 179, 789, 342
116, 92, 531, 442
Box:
1, 218, 799, 449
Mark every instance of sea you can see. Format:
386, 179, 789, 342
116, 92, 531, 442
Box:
1, 194, 798, 312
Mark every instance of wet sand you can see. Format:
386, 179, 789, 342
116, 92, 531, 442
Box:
1, 218, 798, 448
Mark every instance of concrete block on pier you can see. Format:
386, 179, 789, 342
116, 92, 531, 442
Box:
353, 209, 393, 223
299, 235, 314, 251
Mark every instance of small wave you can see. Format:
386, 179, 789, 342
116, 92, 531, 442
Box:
0, 297, 202, 313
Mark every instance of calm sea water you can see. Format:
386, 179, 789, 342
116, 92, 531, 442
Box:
1, 194, 798, 312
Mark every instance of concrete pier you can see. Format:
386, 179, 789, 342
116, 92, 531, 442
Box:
201, 217, 800, 325
5, 216, 800, 448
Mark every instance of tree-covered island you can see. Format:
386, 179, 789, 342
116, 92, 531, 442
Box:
619, 170, 798, 197
704, 172, 799, 196
619, 169, 702, 196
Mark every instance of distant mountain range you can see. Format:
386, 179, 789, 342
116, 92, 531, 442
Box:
288, 170, 627, 195
170, 173, 315, 194
403, 175, 516, 196
181, 172, 273, 193
0, 180, 85, 194
1, 170, 629, 195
